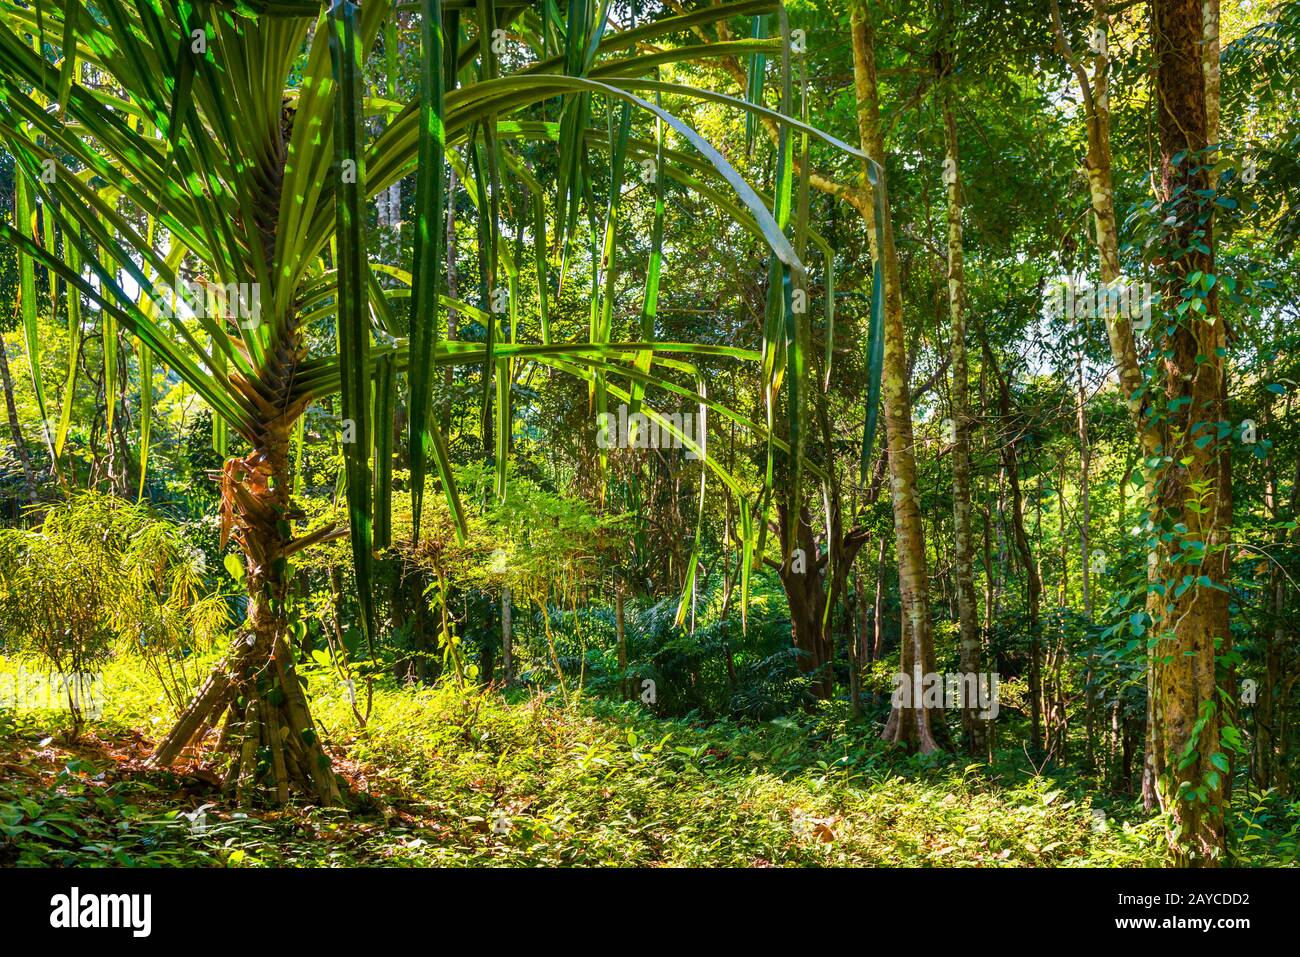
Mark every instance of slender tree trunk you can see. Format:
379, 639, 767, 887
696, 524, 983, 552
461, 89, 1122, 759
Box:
1257, 417, 1296, 791
615, 585, 627, 699
1010, 456, 1042, 756
1050, 0, 1166, 803
1256, 547, 1280, 789
940, 85, 985, 754
1050, 0, 1145, 416
1203, 0, 1220, 148
502, 584, 514, 686
850, 568, 865, 717
986, 340, 1043, 755
0, 333, 38, 503
1081, 342, 1098, 767
851, 1, 939, 752
1076, 337, 1093, 618
872, 535, 887, 661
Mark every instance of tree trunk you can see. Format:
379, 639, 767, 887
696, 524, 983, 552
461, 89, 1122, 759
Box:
1202, 0, 1220, 148
0, 333, 38, 503
1049, 0, 1146, 419
1080, 335, 1097, 767
940, 82, 985, 755
986, 340, 1043, 756
850, 568, 866, 717
1050, 0, 1174, 811
850, 0, 939, 752
872, 535, 887, 661
149, 418, 342, 806
1076, 338, 1092, 618
502, 584, 514, 686
778, 505, 833, 700
1147, 0, 1231, 866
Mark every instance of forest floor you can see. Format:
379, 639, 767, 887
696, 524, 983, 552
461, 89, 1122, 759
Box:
1, 657, 1296, 867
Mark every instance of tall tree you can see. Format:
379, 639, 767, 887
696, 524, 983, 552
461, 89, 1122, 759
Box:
936, 2, 984, 755
1148, 0, 1232, 866
1049, 0, 1167, 805
851, 0, 940, 751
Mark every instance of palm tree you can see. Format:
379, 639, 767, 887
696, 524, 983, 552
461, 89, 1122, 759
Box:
0, 0, 868, 803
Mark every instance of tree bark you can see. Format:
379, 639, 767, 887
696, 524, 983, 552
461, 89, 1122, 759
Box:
872, 534, 887, 661
777, 504, 834, 700
851, 0, 939, 752
940, 81, 985, 755
502, 584, 514, 686
986, 340, 1043, 755
149, 416, 342, 806
1148, 0, 1231, 866
0, 333, 38, 503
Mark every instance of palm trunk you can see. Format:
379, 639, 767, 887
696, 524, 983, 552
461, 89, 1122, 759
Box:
149, 417, 341, 806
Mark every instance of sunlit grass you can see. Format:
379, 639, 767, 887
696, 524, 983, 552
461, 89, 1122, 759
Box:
0, 653, 1214, 867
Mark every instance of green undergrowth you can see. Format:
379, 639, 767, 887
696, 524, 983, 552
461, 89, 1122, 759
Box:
1, 656, 1296, 867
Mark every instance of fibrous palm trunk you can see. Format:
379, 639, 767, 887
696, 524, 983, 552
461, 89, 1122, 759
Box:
146, 90, 342, 805
149, 414, 341, 806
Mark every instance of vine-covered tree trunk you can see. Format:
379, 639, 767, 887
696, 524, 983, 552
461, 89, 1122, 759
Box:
1149, 0, 1231, 866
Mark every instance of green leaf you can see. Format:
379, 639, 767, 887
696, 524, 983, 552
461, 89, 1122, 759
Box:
408, 0, 464, 544
329, 0, 375, 649
224, 553, 246, 581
